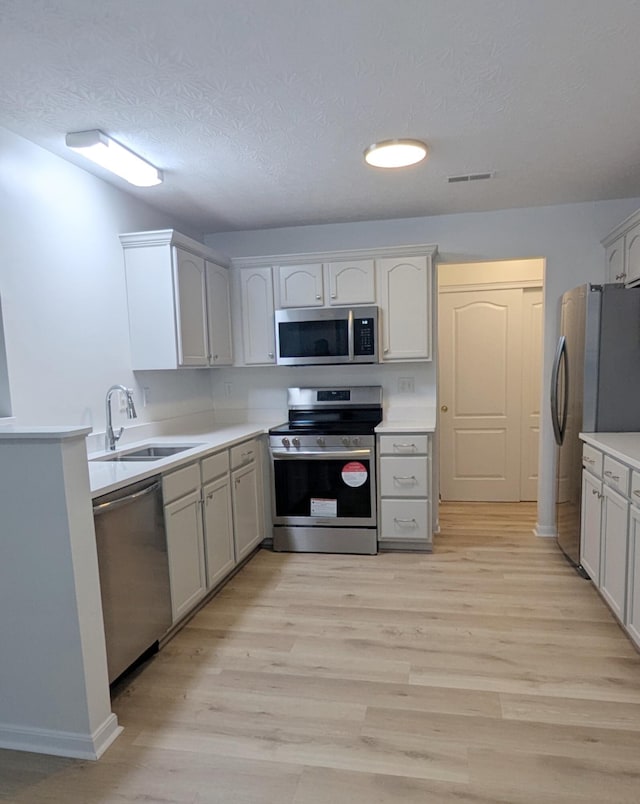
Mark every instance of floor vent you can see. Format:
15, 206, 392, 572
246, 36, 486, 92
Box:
448, 171, 494, 183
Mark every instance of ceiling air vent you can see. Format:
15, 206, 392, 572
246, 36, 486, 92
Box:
447, 171, 494, 183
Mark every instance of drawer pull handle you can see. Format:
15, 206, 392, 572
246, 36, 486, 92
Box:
591, 489, 603, 499
393, 443, 416, 449
241, 450, 254, 460
583, 457, 595, 464
604, 471, 620, 481
393, 475, 416, 481
394, 517, 417, 524
634, 491, 640, 498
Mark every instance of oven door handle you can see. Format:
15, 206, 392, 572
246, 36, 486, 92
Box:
271, 448, 372, 460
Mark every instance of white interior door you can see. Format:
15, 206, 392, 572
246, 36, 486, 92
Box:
439, 288, 523, 501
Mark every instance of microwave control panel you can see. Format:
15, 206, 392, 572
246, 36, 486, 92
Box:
354, 318, 375, 355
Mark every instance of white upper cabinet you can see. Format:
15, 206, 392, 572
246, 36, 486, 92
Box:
377, 255, 432, 361
327, 259, 375, 305
602, 209, 640, 286
120, 230, 232, 370
277, 263, 324, 307
174, 249, 208, 366
206, 261, 233, 366
240, 266, 276, 365
605, 239, 626, 283
625, 222, 640, 286
232, 246, 436, 365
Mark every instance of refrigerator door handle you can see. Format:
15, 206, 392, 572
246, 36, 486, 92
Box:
551, 335, 567, 445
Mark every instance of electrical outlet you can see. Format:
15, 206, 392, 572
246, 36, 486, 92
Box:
224, 382, 232, 397
398, 377, 415, 393
142, 386, 150, 407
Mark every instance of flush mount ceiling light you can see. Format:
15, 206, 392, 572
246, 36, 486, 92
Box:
65, 130, 163, 187
363, 139, 428, 169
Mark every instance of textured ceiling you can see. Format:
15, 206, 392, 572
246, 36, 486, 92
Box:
2, 0, 640, 233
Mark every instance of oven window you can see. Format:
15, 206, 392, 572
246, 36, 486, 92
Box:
273, 459, 371, 518
278, 319, 348, 358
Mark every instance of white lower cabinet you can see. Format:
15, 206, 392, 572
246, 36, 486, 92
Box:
580, 469, 602, 583
378, 433, 432, 551
600, 484, 629, 622
201, 451, 235, 589
627, 505, 640, 646
163, 473, 207, 623
231, 440, 263, 562
579, 440, 640, 648
163, 437, 265, 625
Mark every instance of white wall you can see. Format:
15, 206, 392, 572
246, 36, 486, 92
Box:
207, 198, 640, 536
0, 126, 214, 434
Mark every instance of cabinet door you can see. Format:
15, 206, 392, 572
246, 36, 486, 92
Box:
626, 505, 640, 648
605, 238, 626, 283
625, 223, 640, 285
232, 462, 263, 562
206, 261, 233, 366
327, 259, 375, 305
240, 267, 276, 364
164, 489, 206, 622
377, 256, 431, 360
600, 484, 629, 622
580, 470, 602, 583
278, 263, 324, 307
202, 474, 236, 589
174, 247, 209, 366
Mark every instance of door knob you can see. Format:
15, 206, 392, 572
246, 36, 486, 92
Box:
441, 405, 448, 412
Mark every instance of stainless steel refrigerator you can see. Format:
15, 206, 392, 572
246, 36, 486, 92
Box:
551, 283, 640, 574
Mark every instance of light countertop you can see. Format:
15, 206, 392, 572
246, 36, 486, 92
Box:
580, 432, 640, 472
376, 408, 436, 433
88, 424, 268, 497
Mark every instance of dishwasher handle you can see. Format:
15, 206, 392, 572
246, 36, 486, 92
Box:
93, 479, 162, 515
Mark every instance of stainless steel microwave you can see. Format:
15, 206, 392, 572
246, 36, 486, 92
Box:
275, 306, 379, 366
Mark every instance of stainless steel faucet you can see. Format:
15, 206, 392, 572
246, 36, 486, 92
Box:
105, 385, 137, 451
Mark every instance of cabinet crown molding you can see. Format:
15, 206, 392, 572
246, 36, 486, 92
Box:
119, 229, 230, 267
230, 243, 438, 269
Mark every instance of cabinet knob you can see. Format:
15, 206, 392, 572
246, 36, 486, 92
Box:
384, 347, 389, 354
268, 351, 274, 359
331, 293, 337, 299
616, 273, 627, 281
441, 405, 448, 412
315, 294, 321, 300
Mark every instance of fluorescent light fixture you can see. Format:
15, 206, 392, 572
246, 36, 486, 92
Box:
65, 130, 163, 187
364, 139, 428, 169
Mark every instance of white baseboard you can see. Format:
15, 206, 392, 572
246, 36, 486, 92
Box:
533, 523, 557, 538
0, 713, 122, 760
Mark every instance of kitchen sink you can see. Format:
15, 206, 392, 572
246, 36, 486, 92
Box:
91, 443, 203, 462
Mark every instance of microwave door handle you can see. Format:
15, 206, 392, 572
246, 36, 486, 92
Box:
348, 309, 355, 361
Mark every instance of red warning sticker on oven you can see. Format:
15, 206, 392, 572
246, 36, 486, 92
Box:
341, 461, 368, 487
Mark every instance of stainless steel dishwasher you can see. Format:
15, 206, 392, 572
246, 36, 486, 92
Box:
93, 475, 172, 684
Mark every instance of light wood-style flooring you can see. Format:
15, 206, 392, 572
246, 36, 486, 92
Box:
3, 502, 640, 803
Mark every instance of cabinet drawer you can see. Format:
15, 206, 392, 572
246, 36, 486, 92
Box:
603, 455, 630, 496
379, 434, 429, 455
582, 444, 603, 477
380, 499, 430, 541
230, 439, 258, 469
380, 456, 428, 497
201, 450, 229, 484
162, 462, 201, 504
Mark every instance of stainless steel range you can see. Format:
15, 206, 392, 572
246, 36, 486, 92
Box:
269, 386, 382, 554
